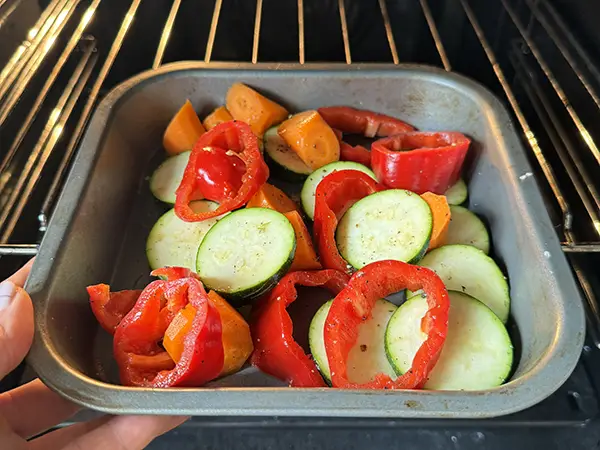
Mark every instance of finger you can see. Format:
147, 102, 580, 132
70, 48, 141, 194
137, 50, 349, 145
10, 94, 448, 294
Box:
28, 416, 112, 450
8, 257, 35, 288
0, 415, 27, 450
0, 379, 81, 439
0, 285, 33, 379
61, 415, 189, 450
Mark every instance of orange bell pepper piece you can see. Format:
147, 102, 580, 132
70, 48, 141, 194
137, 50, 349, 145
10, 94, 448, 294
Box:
284, 211, 322, 271
163, 100, 206, 155
246, 183, 299, 214
163, 291, 253, 377
225, 83, 289, 136
278, 111, 340, 170
421, 192, 451, 250
203, 106, 234, 130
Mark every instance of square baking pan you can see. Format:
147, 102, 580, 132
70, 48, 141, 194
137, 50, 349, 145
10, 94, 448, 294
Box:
25, 62, 585, 418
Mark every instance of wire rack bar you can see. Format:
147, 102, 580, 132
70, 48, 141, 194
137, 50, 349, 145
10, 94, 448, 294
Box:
252, 0, 263, 64
0, 0, 80, 121
0, 0, 64, 92
500, 0, 600, 168
459, 0, 573, 239
297, 0, 305, 64
0, 40, 96, 241
419, 0, 451, 71
378, 0, 397, 64
510, 46, 600, 238
0, 244, 38, 256
153, 0, 181, 69
525, 0, 600, 111
0, 0, 76, 103
204, 0, 222, 63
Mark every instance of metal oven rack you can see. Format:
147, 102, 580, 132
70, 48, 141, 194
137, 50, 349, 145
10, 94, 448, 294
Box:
0, 0, 599, 425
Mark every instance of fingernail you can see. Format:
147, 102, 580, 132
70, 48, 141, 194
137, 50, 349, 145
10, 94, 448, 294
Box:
0, 281, 16, 311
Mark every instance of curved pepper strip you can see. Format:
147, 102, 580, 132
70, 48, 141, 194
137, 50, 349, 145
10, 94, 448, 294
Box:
113, 277, 224, 387
175, 120, 269, 222
151, 266, 199, 281
324, 260, 450, 389
87, 285, 141, 335
250, 270, 350, 387
371, 132, 470, 194
313, 170, 383, 275
319, 106, 415, 167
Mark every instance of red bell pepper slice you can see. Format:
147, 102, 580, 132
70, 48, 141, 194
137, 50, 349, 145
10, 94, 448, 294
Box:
175, 120, 269, 222
151, 266, 199, 281
318, 106, 415, 138
371, 132, 470, 194
340, 142, 372, 167
194, 146, 246, 202
319, 106, 415, 167
87, 284, 141, 335
324, 260, 450, 389
250, 270, 350, 387
313, 170, 383, 275
113, 277, 224, 387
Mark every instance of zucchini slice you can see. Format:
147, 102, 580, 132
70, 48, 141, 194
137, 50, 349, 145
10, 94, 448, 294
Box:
309, 298, 397, 384
149, 151, 190, 204
196, 207, 296, 303
446, 206, 490, 254
336, 189, 433, 269
385, 291, 513, 390
300, 161, 377, 220
444, 178, 467, 206
146, 201, 225, 271
264, 126, 312, 182
419, 244, 510, 323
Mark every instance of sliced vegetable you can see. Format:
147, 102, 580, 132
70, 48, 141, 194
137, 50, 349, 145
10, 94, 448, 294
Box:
208, 290, 254, 376
318, 106, 414, 138
301, 161, 377, 220
420, 244, 510, 323
264, 126, 312, 182
150, 151, 191, 204
446, 206, 490, 254
196, 208, 296, 303
324, 260, 449, 389
146, 201, 226, 271
194, 146, 247, 203
337, 189, 433, 269
246, 182, 299, 214
444, 178, 468, 205
340, 142, 372, 167
385, 291, 513, 390
313, 170, 382, 275
250, 269, 350, 387
278, 111, 340, 170
163, 100, 206, 155
175, 121, 268, 222
203, 106, 233, 130
226, 83, 289, 136
371, 132, 470, 194
421, 192, 451, 250
113, 277, 224, 387
163, 290, 253, 377
284, 210, 321, 271
309, 298, 396, 384
87, 285, 141, 335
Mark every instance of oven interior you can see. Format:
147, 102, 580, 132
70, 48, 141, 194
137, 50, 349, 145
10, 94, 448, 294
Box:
0, 0, 599, 426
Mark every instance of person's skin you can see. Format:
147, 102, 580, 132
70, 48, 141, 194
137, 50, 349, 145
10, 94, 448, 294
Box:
0, 259, 188, 449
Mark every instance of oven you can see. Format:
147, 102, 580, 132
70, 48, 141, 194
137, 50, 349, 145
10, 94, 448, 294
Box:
0, 0, 599, 447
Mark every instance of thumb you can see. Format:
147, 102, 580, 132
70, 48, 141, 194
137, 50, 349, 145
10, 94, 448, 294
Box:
0, 281, 34, 379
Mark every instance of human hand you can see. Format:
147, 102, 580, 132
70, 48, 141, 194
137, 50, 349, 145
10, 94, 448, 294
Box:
0, 259, 189, 449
